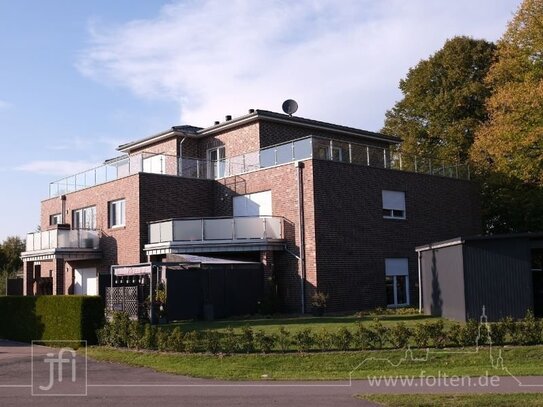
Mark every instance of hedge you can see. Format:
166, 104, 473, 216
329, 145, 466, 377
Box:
0, 296, 105, 345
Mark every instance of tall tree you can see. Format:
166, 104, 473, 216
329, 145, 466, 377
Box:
382, 36, 496, 163
471, 0, 543, 185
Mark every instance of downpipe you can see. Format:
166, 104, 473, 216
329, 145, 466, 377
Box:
295, 161, 306, 314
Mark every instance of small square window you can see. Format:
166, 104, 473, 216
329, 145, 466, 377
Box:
50, 213, 62, 226
382, 190, 406, 219
109, 199, 126, 228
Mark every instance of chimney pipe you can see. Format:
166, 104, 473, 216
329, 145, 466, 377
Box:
248, 109, 255, 114
214, 121, 220, 125
225, 115, 232, 121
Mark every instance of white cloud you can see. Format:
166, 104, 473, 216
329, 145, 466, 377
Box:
77, 0, 521, 131
15, 160, 99, 176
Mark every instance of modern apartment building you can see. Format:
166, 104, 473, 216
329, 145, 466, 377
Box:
21, 108, 481, 314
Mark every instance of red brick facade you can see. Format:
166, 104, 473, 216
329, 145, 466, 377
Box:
25, 110, 481, 313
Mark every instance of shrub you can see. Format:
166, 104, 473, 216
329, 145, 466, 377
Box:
240, 326, 255, 353
354, 323, 378, 349
156, 328, 170, 352
184, 331, 199, 353
310, 291, 329, 316
127, 320, 143, 349
447, 323, 463, 347
140, 324, 156, 349
0, 295, 104, 345
389, 322, 411, 348
413, 323, 431, 348
222, 327, 238, 354
427, 320, 447, 348
370, 318, 389, 349
458, 319, 480, 347
255, 330, 277, 353
516, 310, 541, 345
488, 321, 507, 346
292, 328, 314, 353
168, 327, 185, 352
315, 328, 334, 352
204, 330, 221, 354
333, 327, 353, 351
502, 316, 519, 343
277, 326, 291, 353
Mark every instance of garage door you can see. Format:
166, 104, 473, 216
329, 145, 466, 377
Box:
74, 268, 98, 295
233, 191, 272, 217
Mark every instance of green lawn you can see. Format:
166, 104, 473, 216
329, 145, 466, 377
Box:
360, 393, 543, 406
166, 313, 443, 334
86, 345, 543, 381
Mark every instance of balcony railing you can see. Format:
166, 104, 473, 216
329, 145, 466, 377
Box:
178, 137, 470, 181
25, 229, 100, 252
148, 216, 284, 244
48, 136, 470, 198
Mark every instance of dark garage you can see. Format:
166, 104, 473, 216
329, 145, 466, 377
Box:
416, 233, 543, 322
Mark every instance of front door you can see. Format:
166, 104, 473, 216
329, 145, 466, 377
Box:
74, 268, 98, 295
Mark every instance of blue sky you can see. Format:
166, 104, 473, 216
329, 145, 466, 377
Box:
0, 0, 521, 241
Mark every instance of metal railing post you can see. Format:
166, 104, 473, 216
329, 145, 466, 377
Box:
348, 142, 352, 163
383, 149, 387, 168
263, 217, 267, 239
366, 146, 370, 166
329, 139, 333, 160
201, 219, 205, 241
232, 218, 235, 240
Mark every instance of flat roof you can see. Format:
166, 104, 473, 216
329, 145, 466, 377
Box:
416, 232, 543, 252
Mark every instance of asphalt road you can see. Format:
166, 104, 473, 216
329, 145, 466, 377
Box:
1, 340, 542, 407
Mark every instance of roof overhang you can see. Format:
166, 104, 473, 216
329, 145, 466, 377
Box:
21, 248, 102, 262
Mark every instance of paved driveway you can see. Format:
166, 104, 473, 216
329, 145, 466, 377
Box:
1, 340, 542, 407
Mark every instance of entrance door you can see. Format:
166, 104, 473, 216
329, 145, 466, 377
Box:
74, 268, 98, 295
233, 191, 272, 217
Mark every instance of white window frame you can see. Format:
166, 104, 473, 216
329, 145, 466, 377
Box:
109, 199, 126, 228
72, 206, 96, 229
50, 213, 62, 226
207, 146, 226, 179
385, 258, 410, 307
382, 190, 406, 219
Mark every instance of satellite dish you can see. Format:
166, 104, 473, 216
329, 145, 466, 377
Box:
282, 99, 298, 116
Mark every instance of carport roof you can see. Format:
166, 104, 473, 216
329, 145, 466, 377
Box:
416, 232, 543, 252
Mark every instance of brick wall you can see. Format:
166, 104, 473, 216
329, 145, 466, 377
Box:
311, 159, 481, 312
40, 175, 141, 273
216, 160, 316, 312
198, 122, 260, 159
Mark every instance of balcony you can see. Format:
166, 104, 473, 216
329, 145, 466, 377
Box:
22, 229, 101, 262
179, 136, 471, 181
145, 216, 286, 255
48, 136, 470, 198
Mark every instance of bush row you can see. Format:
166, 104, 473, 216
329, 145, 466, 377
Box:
0, 296, 104, 345
98, 311, 543, 354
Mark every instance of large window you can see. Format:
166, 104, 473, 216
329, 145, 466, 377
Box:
385, 258, 410, 307
109, 199, 126, 228
72, 206, 96, 229
207, 146, 226, 178
382, 190, 406, 219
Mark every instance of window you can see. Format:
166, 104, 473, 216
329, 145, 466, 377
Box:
207, 146, 226, 178
72, 206, 96, 229
385, 258, 410, 307
382, 190, 406, 219
109, 199, 126, 228
142, 154, 165, 174
50, 213, 62, 226
317, 145, 343, 161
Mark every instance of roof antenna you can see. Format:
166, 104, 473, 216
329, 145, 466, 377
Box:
282, 99, 298, 117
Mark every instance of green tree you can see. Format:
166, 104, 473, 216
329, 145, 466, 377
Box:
382, 36, 496, 163
471, 0, 543, 185
0, 236, 25, 274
